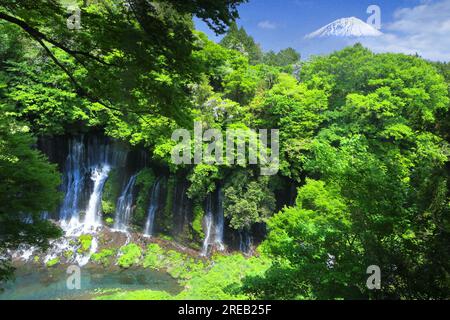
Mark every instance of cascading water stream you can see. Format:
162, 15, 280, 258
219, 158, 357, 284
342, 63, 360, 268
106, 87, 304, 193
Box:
13, 135, 141, 267
201, 195, 214, 256
174, 182, 187, 233
214, 188, 225, 251
144, 178, 163, 237
59, 138, 85, 229
84, 165, 111, 231
58, 136, 126, 231
114, 174, 138, 232
239, 230, 253, 254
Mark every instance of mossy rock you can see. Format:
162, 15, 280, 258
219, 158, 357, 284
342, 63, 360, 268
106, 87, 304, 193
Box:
105, 217, 114, 226
92, 248, 116, 266
78, 234, 93, 253
133, 168, 156, 226
46, 257, 60, 267
160, 176, 175, 233
63, 250, 74, 260
192, 203, 205, 240
102, 169, 121, 216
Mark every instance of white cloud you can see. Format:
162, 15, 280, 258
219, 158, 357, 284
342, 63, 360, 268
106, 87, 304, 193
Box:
258, 20, 277, 30
360, 0, 450, 61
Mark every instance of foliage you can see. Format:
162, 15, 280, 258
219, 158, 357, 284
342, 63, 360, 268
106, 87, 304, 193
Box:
220, 22, 263, 65
46, 257, 60, 268
117, 243, 142, 268
0, 0, 247, 124
187, 164, 220, 201
98, 249, 270, 301
143, 244, 205, 280
63, 250, 73, 260
133, 168, 156, 226
160, 176, 175, 233
104, 217, 114, 226
176, 253, 270, 300
243, 45, 450, 300
102, 169, 121, 216
192, 204, 205, 240
263, 48, 301, 69
91, 249, 116, 267
78, 234, 93, 253
249, 72, 329, 180
1, 0, 450, 300
223, 170, 276, 230
97, 289, 174, 300
0, 107, 62, 281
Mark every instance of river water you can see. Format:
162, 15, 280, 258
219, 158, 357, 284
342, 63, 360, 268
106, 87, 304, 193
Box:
0, 266, 181, 300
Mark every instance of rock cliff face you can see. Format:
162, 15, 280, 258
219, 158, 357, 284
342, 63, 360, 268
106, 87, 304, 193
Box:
37, 133, 292, 255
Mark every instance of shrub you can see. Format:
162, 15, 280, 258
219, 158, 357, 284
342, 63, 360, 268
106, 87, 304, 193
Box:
117, 244, 142, 268
78, 234, 93, 253
97, 290, 174, 300
92, 249, 115, 266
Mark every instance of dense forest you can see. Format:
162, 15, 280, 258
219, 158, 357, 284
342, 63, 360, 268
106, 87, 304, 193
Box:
0, 0, 449, 300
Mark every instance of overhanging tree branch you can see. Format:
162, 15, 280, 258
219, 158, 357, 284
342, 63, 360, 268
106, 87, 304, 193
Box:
0, 12, 117, 67
0, 11, 154, 122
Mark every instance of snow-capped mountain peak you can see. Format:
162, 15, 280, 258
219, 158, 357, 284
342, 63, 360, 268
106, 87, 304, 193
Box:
305, 17, 383, 39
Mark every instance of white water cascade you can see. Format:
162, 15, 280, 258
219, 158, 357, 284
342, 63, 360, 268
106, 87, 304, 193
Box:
239, 230, 253, 254
114, 174, 138, 232
59, 138, 85, 229
214, 188, 225, 251
201, 195, 214, 256
144, 178, 163, 237
58, 136, 126, 232
84, 165, 111, 232
36, 136, 127, 267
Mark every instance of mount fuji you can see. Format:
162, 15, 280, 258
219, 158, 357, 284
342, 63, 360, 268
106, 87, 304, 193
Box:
305, 17, 383, 39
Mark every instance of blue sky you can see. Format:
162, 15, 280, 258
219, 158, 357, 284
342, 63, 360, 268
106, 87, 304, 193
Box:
195, 0, 450, 61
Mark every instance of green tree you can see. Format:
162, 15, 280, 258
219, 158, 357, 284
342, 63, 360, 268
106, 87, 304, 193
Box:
0, 110, 62, 282
223, 170, 276, 231
244, 46, 450, 300
263, 48, 300, 68
220, 22, 263, 65
0, 0, 247, 122
250, 73, 329, 181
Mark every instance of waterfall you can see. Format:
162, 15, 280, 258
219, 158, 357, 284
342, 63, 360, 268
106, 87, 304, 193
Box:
57, 136, 127, 232
239, 230, 253, 254
144, 178, 163, 237
114, 174, 137, 232
59, 138, 85, 227
214, 188, 225, 251
83, 165, 111, 231
201, 189, 226, 256
171, 180, 190, 235
201, 195, 214, 256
